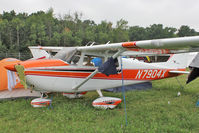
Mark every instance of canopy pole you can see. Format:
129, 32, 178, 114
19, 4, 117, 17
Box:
120, 56, 128, 126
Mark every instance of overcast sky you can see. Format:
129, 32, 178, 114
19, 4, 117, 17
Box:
1, 0, 199, 31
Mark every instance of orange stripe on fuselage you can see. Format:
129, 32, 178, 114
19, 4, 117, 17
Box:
20, 59, 69, 68
25, 68, 185, 80
5, 59, 69, 71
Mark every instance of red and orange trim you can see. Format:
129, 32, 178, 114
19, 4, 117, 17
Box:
122, 42, 137, 48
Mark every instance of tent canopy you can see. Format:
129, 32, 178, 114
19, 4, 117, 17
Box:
0, 58, 23, 91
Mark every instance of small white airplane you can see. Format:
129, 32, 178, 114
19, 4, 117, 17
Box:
5, 36, 199, 109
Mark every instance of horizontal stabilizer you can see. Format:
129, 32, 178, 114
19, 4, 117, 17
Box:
186, 67, 199, 84
169, 71, 190, 74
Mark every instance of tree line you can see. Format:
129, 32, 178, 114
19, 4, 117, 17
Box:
0, 9, 198, 53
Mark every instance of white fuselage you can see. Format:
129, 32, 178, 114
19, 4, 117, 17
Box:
26, 58, 183, 92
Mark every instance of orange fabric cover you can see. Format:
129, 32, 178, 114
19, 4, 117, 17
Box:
0, 58, 23, 91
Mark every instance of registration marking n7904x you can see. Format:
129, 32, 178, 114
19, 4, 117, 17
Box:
135, 69, 167, 79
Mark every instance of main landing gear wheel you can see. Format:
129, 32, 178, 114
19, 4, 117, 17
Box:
92, 89, 122, 109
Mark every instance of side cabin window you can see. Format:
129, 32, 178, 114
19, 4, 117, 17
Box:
83, 55, 104, 67
69, 52, 104, 67
84, 55, 94, 66
69, 51, 120, 71
65, 51, 81, 65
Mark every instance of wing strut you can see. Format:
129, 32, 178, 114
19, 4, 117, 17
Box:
72, 50, 124, 90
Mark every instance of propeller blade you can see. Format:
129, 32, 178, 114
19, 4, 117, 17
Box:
15, 64, 28, 89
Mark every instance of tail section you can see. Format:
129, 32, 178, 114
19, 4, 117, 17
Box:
29, 46, 50, 59
164, 52, 198, 68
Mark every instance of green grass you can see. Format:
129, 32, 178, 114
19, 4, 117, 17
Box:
1, 75, 199, 133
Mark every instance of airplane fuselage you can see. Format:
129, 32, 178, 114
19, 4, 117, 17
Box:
25, 58, 183, 92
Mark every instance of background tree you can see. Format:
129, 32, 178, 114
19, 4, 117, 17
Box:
128, 26, 147, 41
113, 19, 129, 42
11, 17, 25, 51
0, 9, 198, 59
177, 25, 197, 37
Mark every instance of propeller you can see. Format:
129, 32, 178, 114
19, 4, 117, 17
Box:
15, 64, 28, 89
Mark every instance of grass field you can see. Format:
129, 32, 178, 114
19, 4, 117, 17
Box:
1, 75, 199, 133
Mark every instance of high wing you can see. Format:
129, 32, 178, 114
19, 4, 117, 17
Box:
29, 36, 199, 58
77, 36, 199, 56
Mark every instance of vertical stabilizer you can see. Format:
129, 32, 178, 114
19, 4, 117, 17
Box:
187, 53, 199, 84
166, 52, 198, 68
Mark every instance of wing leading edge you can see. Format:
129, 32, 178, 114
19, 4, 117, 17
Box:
77, 36, 199, 53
